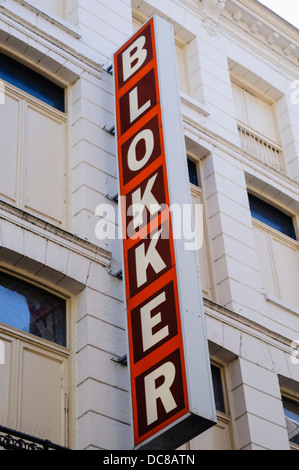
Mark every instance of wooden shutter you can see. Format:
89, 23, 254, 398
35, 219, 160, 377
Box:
24, 103, 66, 224
0, 82, 67, 226
0, 332, 68, 446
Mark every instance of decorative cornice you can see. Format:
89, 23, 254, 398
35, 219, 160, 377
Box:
201, 0, 226, 17
0, 200, 112, 265
134, 0, 298, 66
222, 0, 298, 65
203, 297, 296, 353
238, 0, 298, 38
12, 0, 81, 39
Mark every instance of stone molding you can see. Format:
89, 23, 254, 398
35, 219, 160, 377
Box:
223, 0, 298, 65
0, 200, 111, 262
0, 1, 102, 83
0, 201, 112, 294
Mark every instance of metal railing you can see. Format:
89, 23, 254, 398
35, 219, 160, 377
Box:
0, 425, 69, 451
238, 124, 285, 173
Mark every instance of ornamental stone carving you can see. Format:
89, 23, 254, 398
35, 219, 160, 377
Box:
201, 0, 227, 35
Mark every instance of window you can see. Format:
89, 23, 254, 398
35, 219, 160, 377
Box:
231, 80, 284, 172
248, 193, 296, 240
211, 365, 225, 413
0, 272, 66, 346
175, 42, 189, 94
187, 158, 199, 186
187, 157, 213, 300
249, 193, 299, 309
0, 272, 69, 446
0, 52, 65, 111
282, 397, 299, 446
184, 364, 233, 450
0, 53, 67, 226
232, 81, 279, 143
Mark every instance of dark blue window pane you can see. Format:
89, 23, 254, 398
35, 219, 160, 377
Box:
0, 52, 65, 112
248, 193, 296, 240
0, 272, 66, 346
187, 158, 199, 186
211, 365, 225, 413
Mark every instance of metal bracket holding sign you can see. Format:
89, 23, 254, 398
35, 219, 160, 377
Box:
114, 15, 216, 450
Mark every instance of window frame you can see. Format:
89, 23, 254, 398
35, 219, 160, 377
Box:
0, 267, 70, 351
231, 78, 281, 146
187, 157, 214, 301
250, 193, 299, 313
201, 360, 235, 450
281, 393, 299, 450
187, 157, 200, 187
0, 267, 72, 447
210, 361, 231, 418
0, 52, 66, 112
0, 79, 68, 226
248, 193, 297, 241
211, 363, 226, 414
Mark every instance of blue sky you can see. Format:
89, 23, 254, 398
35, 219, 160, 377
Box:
258, 0, 299, 29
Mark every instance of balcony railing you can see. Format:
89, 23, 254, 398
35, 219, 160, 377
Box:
238, 124, 285, 173
0, 425, 68, 451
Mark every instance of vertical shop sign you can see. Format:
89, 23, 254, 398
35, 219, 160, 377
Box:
114, 15, 216, 450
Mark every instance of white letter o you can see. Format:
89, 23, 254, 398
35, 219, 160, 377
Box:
127, 129, 154, 172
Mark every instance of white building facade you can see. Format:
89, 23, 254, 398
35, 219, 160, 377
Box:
0, 0, 298, 450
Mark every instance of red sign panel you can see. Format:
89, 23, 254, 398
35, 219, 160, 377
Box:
114, 18, 189, 448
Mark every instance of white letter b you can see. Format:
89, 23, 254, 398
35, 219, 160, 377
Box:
122, 36, 147, 82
